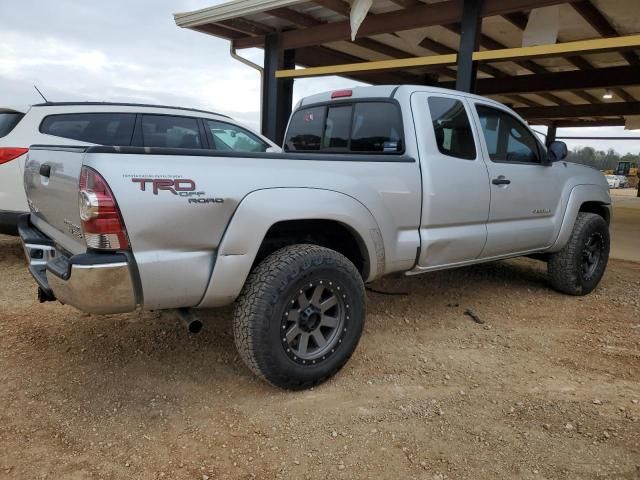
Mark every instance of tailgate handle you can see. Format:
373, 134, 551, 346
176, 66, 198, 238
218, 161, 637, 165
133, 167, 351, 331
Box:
39, 164, 51, 178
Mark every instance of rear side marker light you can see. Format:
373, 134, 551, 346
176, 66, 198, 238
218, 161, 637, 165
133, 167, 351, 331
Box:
79, 166, 130, 250
0, 147, 28, 165
331, 89, 352, 99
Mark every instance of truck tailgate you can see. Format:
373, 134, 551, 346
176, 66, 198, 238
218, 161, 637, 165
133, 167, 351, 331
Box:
24, 146, 88, 253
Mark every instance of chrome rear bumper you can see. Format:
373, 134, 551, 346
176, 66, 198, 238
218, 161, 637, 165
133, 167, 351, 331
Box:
18, 215, 139, 314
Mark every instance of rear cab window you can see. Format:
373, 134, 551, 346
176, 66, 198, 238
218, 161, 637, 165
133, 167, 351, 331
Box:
323, 105, 351, 150
285, 106, 326, 151
0, 112, 25, 138
284, 101, 403, 154
39, 113, 135, 145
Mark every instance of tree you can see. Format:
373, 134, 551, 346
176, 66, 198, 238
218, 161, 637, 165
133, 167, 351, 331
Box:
567, 146, 600, 169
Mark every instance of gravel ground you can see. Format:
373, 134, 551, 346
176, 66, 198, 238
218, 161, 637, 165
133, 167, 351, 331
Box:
1, 233, 639, 480
610, 189, 640, 262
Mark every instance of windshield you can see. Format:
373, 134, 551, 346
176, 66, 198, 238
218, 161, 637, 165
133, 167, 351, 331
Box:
0, 112, 25, 138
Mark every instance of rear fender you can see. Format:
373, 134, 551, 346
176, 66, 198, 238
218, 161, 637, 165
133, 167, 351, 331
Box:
197, 188, 382, 308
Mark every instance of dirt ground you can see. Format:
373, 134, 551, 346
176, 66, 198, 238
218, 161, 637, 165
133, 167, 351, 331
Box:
1, 206, 639, 479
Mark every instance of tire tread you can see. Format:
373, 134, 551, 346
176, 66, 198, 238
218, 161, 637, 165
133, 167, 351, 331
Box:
548, 212, 608, 295
233, 244, 365, 390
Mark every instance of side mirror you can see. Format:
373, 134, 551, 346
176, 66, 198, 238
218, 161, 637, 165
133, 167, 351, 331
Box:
547, 140, 568, 163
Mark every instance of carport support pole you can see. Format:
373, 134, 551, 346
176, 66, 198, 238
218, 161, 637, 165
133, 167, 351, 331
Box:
262, 33, 295, 145
546, 122, 557, 146
455, 0, 483, 93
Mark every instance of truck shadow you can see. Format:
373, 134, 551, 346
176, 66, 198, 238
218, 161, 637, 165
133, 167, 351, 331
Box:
374, 257, 550, 295
1, 232, 558, 412
19, 257, 555, 414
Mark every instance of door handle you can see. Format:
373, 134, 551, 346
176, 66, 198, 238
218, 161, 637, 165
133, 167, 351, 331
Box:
39, 164, 51, 178
492, 177, 510, 185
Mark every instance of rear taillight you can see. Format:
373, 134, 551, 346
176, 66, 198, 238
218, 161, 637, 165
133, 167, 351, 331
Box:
79, 166, 129, 250
0, 147, 28, 165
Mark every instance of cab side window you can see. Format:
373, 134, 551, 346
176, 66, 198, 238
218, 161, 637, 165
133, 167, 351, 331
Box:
40, 113, 135, 145
428, 97, 476, 160
476, 105, 541, 164
206, 120, 268, 152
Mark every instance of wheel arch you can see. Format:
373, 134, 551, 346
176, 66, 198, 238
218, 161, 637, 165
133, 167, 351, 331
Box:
197, 188, 383, 308
548, 184, 612, 252
255, 219, 370, 280
578, 201, 611, 225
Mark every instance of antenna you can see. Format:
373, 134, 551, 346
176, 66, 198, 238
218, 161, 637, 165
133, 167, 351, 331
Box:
34, 84, 49, 103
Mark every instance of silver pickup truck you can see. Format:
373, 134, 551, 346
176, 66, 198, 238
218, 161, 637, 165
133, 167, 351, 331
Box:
19, 85, 611, 389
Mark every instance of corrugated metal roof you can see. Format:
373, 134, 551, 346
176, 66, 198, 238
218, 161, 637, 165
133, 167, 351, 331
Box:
173, 0, 640, 124
174, 0, 307, 27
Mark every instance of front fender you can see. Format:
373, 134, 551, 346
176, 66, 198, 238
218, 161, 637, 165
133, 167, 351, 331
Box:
548, 184, 611, 252
197, 188, 383, 308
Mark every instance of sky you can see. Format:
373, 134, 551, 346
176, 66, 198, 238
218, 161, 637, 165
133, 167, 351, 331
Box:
0, 0, 638, 155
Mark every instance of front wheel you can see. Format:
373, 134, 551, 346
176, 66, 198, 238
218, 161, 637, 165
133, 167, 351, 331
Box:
233, 244, 366, 390
547, 212, 609, 295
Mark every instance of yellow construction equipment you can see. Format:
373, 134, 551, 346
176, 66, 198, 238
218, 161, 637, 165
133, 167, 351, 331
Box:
616, 161, 639, 189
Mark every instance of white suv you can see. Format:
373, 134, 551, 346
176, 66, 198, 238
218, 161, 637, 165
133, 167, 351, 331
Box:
0, 102, 277, 235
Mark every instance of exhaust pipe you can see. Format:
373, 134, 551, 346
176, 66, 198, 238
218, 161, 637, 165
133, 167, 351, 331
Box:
176, 308, 203, 334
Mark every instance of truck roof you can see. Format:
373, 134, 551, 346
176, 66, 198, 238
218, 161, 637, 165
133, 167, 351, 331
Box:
296, 84, 523, 122
299, 84, 506, 106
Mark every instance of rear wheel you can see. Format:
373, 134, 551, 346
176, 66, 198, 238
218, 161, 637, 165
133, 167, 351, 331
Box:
547, 212, 609, 295
233, 244, 366, 390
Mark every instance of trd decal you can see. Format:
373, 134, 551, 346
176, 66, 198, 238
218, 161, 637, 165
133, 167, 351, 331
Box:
132, 178, 196, 195
189, 198, 224, 204
131, 177, 224, 204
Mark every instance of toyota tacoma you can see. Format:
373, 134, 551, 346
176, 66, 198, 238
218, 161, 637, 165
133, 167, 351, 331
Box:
19, 86, 611, 389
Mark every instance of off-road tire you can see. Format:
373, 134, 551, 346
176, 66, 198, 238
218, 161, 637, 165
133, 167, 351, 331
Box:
547, 212, 609, 295
233, 244, 366, 390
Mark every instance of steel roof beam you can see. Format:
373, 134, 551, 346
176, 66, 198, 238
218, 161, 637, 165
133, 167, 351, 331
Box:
267, 6, 432, 80
446, 65, 640, 95
235, 0, 577, 50
515, 101, 640, 119
443, 22, 601, 104
276, 36, 640, 80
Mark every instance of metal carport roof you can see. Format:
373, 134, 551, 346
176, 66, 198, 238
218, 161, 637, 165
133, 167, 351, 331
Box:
174, 0, 640, 140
